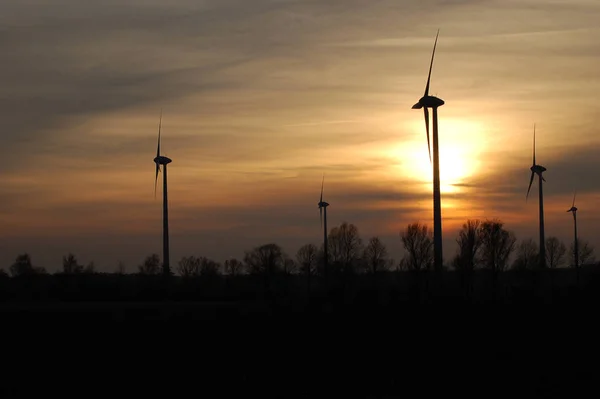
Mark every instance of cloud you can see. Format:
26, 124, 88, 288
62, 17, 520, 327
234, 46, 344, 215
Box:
1, 0, 600, 271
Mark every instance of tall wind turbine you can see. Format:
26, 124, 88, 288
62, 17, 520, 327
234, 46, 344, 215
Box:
412, 29, 445, 272
318, 174, 329, 278
153, 110, 173, 276
567, 192, 579, 269
526, 124, 547, 269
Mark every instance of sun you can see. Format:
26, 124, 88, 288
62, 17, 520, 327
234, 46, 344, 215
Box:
385, 118, 487, 194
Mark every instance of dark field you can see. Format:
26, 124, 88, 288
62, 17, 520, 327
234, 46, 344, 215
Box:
1, 269, 599, 397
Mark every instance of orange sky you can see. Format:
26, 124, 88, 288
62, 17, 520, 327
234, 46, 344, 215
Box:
1, 0, 599, 271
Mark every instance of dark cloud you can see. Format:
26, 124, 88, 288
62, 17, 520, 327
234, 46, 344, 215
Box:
459, 143, 600, 201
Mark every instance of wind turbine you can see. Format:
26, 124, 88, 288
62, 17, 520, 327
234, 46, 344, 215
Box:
318, 174, 329, 279
412, 29, 445, 272
153, 110, 173, 276
526, 124, 547, 269
567, 192, 579, 269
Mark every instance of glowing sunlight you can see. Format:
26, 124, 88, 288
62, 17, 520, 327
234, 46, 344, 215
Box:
389, 118, 487, 194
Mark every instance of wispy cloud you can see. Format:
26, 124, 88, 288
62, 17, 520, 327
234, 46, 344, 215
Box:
1, 0, 599, 271
280, 120, 362, 128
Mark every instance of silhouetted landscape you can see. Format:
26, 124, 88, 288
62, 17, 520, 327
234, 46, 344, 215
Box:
2, 223, 598, 396
4, 1, 600, 396
2, 219, 597, 299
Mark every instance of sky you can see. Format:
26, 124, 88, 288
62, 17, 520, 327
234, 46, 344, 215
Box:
1, 0, 599, 272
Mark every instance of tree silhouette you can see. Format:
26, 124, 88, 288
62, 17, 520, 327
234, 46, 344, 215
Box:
512, 239, 539, 270
84, 261, 96, 274
199, 257, 221, 277
138, 254, 161, 275
570, 239, 595, 266
62, 253, 83, 274
177, 256, 200, 277
177, 256, 220, 277
10, 253, 35, 277
452, 219, 482, 272
115, 262, 126, 275
316, 246, 329, 277
400, 222, 433, 271
296, 244, 318, 277
282, 257, 297, 275
478, 219, 516, 272
244, 243, 285, 276
328, 222, 363, 273
224, 258, 244, 277
363, 236, 389, 274
545, 237, 566, 269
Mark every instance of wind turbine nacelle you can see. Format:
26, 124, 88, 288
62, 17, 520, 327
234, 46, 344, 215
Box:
154, 156, 172, 165
416, 95, 445, 108
530, 164, 546, 174
318, 201, 329, 208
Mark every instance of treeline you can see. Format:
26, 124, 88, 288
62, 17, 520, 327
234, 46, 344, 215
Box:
2, 219, 595, 278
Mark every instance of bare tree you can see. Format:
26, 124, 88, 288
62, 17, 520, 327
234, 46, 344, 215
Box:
62, 253, 83, 274
570, 239, 595, 266
10, 253, 36, 277
478, 219, 516, 272
244, 243, 285, 276
283, 257, 297, 275
512, 239, 539, 270
115, 262, 126, 275
84, 261, 96, 274
138, 254, 161, 275
363, 236, 390, 274
316, 245, 329, 276
545, 237, 566, 269
224, 258, 244, 276
328, 222, 363, 272
296, 244, 318, 277
453, 219, 482, 272
400, 222, 434, 271
199, 257, 221, 276
177, 256, 200, 277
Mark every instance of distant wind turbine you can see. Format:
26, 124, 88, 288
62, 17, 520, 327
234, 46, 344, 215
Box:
567, 192, 579, 269
411, 29, 445, 272
318, 174, 329, 278
526, 124, 547, 269
153, 110, 173, 276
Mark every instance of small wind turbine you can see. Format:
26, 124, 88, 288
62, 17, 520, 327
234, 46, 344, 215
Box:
153, 109, 173, 276
412, 29, 445, 272
526, 124, 547, 269
567, 192, 579, 269
318, 174, 329, 278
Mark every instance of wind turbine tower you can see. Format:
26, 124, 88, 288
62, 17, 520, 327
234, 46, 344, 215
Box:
526, 124, 547, 269
318, 175, 329, 279
153, 110, 173, 276
412, 30, 445, 272
567, 193, 579, 269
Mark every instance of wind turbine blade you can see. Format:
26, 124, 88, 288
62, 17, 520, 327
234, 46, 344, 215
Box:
526, 171, 534, 200
572, 192, 576, 208
424, 29, 439, 97
320, 173, 324, 203
532, 123, 536, 166
424, 107, 431, 163
154, 163, 160, 198
157, 108, 162, 159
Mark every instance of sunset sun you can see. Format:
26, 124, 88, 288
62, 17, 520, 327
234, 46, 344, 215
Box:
388, 118, 486, 194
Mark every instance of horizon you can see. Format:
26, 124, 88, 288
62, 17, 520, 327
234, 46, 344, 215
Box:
1, 0, 599, 273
